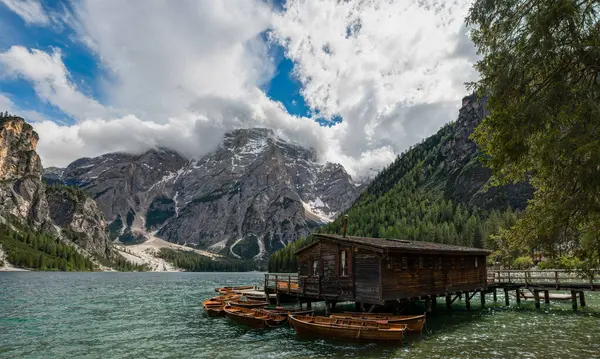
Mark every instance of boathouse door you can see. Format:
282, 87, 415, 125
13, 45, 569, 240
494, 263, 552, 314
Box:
354, 251, 381, 304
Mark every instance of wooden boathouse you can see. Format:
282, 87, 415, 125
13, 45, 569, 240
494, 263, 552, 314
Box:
266, 233, 491, 312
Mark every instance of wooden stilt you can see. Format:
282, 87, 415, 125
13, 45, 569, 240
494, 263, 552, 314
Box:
504, 288, 510, 306
432, 296, 438, 310
465, 291, 471, 311
493, 288, 497, 302
306, 301, 312, 310
534, 290, 540, 309
481, 291, 486, 308
355, 302, 361, 312
276, 293, 281, 306
515, 289, 521, 305
425, 296, 432, 313
571, 290, 577, 310
330, 301, 337, 312
324, 300, 331, 316
446, 294, 452, 310
579, 291, 586, 307
544, 290, 550, 305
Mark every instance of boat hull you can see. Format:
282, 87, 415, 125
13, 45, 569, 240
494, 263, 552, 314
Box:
224, 306, 287, 329
228, 300, 269, 309
288, 315, 405, 342
330, 313, 425, 333
216, 285, 255, 294
263, 308, 314, 317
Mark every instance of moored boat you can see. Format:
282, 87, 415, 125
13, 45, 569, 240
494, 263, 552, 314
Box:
288, 315, 407, 342
215, 285, 255, 294
223, 305, 287, 329
329, 313, 426, 333
210, 293, 242, 302
202, 299, 226, 317
227, 299, 269, 309
263, 307, 314, 317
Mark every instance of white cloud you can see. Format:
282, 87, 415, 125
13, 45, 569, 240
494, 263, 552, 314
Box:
1, 0, 479, 179
271, 0, 478, 159
0, 0, 50, 26
0, 46, 109, 120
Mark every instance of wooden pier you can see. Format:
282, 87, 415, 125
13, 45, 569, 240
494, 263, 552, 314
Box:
487, 269, 600, 310
265, 269, 600, 311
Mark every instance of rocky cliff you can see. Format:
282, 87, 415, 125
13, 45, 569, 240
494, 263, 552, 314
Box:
0, 117, 50, 228
0, 116, 112, 259
53, 128, 363, 259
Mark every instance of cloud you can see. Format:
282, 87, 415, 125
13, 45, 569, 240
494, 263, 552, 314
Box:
1, 0, 479, 179
271, 0, 477, 158
0, 46, 109, 120
0, 0, 50, 26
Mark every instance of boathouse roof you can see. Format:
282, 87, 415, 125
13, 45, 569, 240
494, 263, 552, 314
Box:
297, 234, 491, 256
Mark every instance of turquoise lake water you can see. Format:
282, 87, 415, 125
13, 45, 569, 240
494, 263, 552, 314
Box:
1, 272, 599, 359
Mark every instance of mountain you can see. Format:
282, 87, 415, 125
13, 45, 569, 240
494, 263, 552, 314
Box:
326, 94, 533, 239
269, 95, 534, 272
50, 128, 363, 260
0, 115, 114, 267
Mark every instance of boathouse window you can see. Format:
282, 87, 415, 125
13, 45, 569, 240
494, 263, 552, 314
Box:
401, 256, 408, 270
312, 260, 319, 276
418, 256, 424, 269
474, 257, 478, 268
340, 250, 349, 276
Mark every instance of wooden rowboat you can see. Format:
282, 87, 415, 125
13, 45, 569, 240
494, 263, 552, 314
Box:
223, 305, 287, 329
215, 285, 255, 294
263, 307, 314, 317
227, 299, 269, 309
202, 299, 226, 317
288, 315, 407, 342
329, 313, 426, 333
210, 293, 242, 302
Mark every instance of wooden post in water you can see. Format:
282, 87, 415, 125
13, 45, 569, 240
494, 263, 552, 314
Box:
579, 292, 586, 307
325, 300, 331, 316
504, 288, 510, 306
544, 290, 550, 305
307, 301, 312, 310
425, 296, 432, 313
446, 294, 452, 310
276, 293, 281, 306
480, 291, 486, 308
533, 290, 540, 309
355, 302, 361, 311
516, 289, 521, 305
465, 291, 471, 311
493, 288, 497, 302
432, 296, 437, 310
571, 290, 578, 310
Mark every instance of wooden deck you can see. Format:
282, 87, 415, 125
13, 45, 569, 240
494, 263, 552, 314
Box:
487, 269, 600, 290
265, 269, 600, 311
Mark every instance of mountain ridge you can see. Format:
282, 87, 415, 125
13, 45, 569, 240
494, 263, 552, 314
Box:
47, 127, 364, 260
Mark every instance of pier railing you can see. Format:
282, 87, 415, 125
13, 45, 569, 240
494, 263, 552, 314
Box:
264, 273, 299, 294
487, 269, 600, 289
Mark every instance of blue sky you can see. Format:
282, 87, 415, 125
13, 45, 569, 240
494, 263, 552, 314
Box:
0, 0, 478, 177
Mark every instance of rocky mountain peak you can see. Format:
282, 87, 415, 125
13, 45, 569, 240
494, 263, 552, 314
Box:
0, 114, 113, 260
56, 128, 364, 260
0, 116, 42, 180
